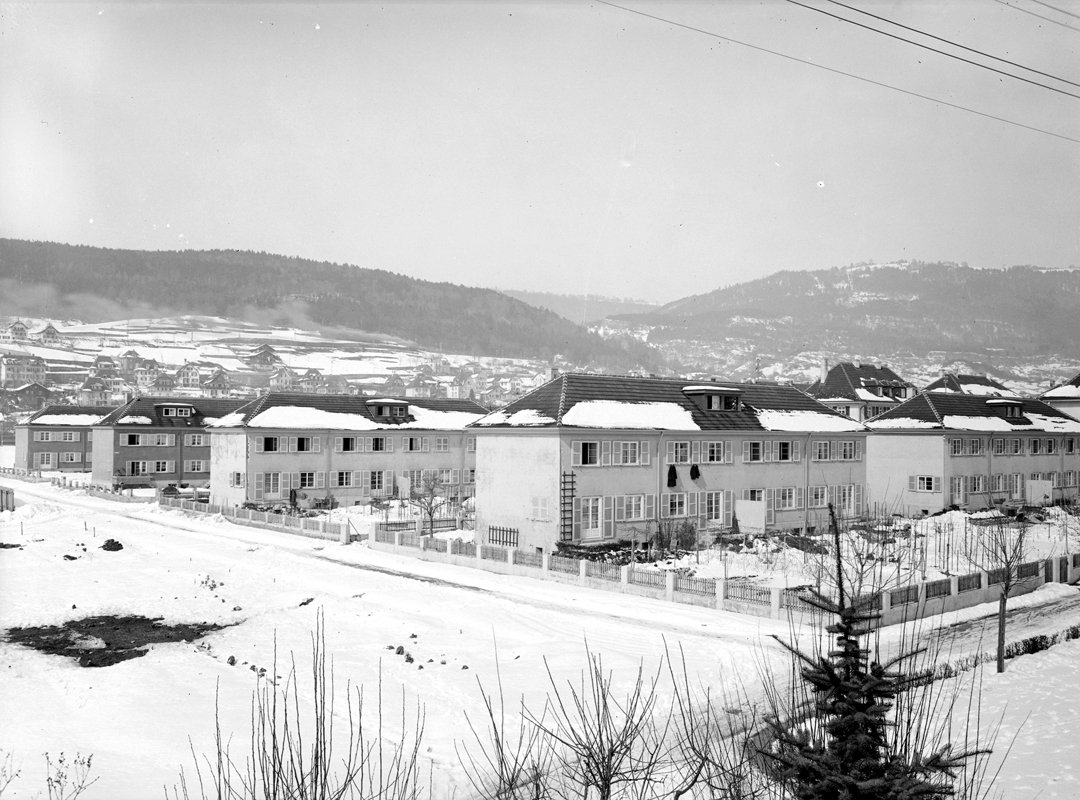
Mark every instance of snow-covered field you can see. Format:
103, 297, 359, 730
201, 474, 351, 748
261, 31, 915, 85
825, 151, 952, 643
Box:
1, 476, 1079, 799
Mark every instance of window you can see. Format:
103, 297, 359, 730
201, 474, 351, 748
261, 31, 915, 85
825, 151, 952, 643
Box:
967, 475, 986, 494
392, 406, 406, 418
36, 452, 54, 468
229, 472, 243, 488
669, 441, 690, 464
260, 436, 279, 453
435, 437, 449, 452
619, 494, 646, 521
371, 436, 387, 452
162, 407, 176, 417
776, 487, 800, 510
438, 468, 452, 484
341, 437, 357, 452
704, 491, 724, 521
744, 488, 764, 502
60, 452, 81, 463
185, 434, 206, 447
530, 496, 550, 520
462, 469, 476, 484
775, 441, 791, 461
370, 471, 385, 492
910, 476, 940, 492
618, 441, 639, 465
123, 433, 142, 446
991, 473, 1007, 493
663, 492, 686, 517
838, 441, 857, 460
264, 472, 281, 496
60, 431, 79, 442
1031, 439, 1043, 455
154, 461, 171, 473
1003, 404, 1021, 419
1009, 438, 1022, 455
950, 439, 963, 456
809, 486, 828, 508
581, 497, 601, 533
127, 460, 147, 476
186, 460, 206, 473
466, 437, 476, 452
706, 394, 739, 411
296, 436, 315, 452
299, 472, 315, 489
992, 438, 1005, 455
580, 441, 600, 465
404, 436, 427, 453
746, 442, 763, 463
152, 433, 174, 447
813, 441, 831, 461
704, 442, 727, 463
34, 431, 53, 442
1065, 470, 1077, 486
1046, 438, 1057, 455
335, 471, 353, 488
1066, 438, 1076, 454
1050, 472, 1062, 488
1031, 472, 1044, 481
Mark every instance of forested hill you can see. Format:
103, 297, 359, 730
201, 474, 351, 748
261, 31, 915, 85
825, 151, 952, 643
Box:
613, 261, 1080, 355
500, 289, 660, 325
0, 239, 663, 369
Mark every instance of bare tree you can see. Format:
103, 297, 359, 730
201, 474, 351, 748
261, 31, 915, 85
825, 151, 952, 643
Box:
409, 472, 450, 536
962, 516, 1034, 673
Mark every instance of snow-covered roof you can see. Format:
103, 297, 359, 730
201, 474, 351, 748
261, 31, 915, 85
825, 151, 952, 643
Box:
754, 409, 865, 432
474, 408, 557, 427
117, 415, 154, 425
28, 413, 109, 426
867, 392, 1080, 433
561, 401, 700, 430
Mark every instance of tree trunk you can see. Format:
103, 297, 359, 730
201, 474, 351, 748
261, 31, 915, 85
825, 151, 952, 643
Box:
997, 590, 1008, 673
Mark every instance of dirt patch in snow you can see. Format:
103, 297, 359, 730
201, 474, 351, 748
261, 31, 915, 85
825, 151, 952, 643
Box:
4, 614, 228, 667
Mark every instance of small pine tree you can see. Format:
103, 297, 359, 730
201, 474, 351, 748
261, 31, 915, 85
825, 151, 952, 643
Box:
763, 505, 979, 799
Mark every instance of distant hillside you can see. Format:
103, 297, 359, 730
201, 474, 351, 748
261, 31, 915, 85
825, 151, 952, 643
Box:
613, 261, 1080, 355
0, 239, 665, 370
500, 289, 660, 325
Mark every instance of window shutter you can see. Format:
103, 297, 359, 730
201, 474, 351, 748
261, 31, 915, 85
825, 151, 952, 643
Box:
615, 496, 625, 522
640, 441, 650, 466
572, 441, 582, 466
764, 441, 774, 463
422, 438, 430, 452
854, 484, 864, 514
741, 489, 750, 501
450, 469, 460, 485
908, 475, 917, 492
828, 485, 837, 509
723, 442, 733, 464
742, 441, 751, 463
71, 431, 81, 442
829, 441, 837, 461
572, 497, 582, 539
290, 472, 299, 489
289, 436, 298, 453
72, 452, 82, 462
795, 487, 804, 509
255, 437, 264, 454
603, 496, 614, 538
666, 441, 676, 464
312, 437, 321, 453
855, 440, 863, 461
381, 437, 391, 452
254, 472, 264, 499
401, 436, 409, 451
334, 437, 343, 453
644, 493, 655, 521
166, 460, 175, 473
360, 471, 371, 496
601, 440, 611, 466
611, 442, 622, 466
688, 492, 699, 519
316, 471, 326, 489
724, 490, 734, 527
660, 495, 671, 518
791, 440, 800, 462
765, 488, 775, 524
691, 441, 701, 464
167, 434, 176, 447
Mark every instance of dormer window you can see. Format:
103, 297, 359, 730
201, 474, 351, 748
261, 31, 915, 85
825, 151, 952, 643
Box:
160, 406, 193, 418
707, 394, 740, 411
986, 398, 1022, 419
367, 399, 410, 419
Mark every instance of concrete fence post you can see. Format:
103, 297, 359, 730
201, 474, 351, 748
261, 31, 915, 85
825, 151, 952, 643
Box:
339, 523, 349, 545
880, 588, 891, 614
579, 559, 587, 583
665, 571, 675, 602
949, 576, 960, 597
506, 548, 514, 565
770, 588, 782, 620
620, 565, 630, 585
541, 552, 550, 572
717, 578, 726, 611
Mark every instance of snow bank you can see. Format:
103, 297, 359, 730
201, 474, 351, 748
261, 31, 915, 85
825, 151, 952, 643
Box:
562, 400, 700, 430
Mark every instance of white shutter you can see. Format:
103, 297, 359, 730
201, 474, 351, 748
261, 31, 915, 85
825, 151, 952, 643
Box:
667, 441, 676, 464
829, 441, 837, 461
724, 490, 734, 527
166, 460, 175, 473
603, 496, 614, 538
289, 436, 298, 453
383, 470, 394, 492
854, 484, 864, 514
312, 436, 321, 453
334, 437, 343, 453
795, 487, 804, 509
601, 440, 611, 466
855, 440, 863, 461
72, 452, 82, 462
254, 472, 264, 499
791, 440, 801, 462
742, 441, 751, 463
71, 431, 81, 442
450, 469, 460, 484
691, 441, 700, 464
688, 492, 699, 519
640, 441, 651, 466
765, 488, 775, 524
255, 437, 264, 453
422, 437, 430, 452
644, 493, 655, 521
572, 497, 582, 539
764, 441, 774, 463
908, 475, 917, 492
357, 470, 368, 495
611, 442, 623, 466
167, 434, 176, 447
572, 441, 582, 466
290, 472, 298, 489
660, 494, 671, 518
385, 437, 394, 452
316, 471, 326, 489
615, 495, 625, 521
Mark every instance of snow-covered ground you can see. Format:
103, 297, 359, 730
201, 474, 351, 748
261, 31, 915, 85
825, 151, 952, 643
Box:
1, 476, 1078, 799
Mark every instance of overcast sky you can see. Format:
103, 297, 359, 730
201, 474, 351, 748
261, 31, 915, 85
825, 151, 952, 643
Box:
2, 1, 1078, 303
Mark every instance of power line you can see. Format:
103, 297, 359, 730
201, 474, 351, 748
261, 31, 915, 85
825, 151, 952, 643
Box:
823, 0, 1080, 88
990, 0, 1080, 32
593, 0, 1080, 146
784, 0, 1080, 100
1027, 0, 1080, 22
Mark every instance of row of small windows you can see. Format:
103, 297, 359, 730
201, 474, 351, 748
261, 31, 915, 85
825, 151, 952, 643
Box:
949, 437, 1077, 456
124, 460, 207, 475
120, 433, 207, 447
245, 468, 476, 497
33, 451, 90, 467
571, 439, 862, 466
256, 435, 476, 454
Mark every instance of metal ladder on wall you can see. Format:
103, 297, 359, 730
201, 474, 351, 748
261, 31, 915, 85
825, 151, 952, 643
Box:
559, 471, 575, 542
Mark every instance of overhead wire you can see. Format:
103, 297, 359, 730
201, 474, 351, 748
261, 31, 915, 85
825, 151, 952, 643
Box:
784, 0, 1080, 99
822, 0, 1080, 88
1026, 0, 1080, 22
592, 0, 1080, 146
989, 0, 1080, 33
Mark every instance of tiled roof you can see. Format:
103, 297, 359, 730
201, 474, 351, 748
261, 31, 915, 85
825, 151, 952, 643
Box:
923, 373, 1011, 394
867, 392, 1079, 431
806, 362, 912, 402
27, 405, 117, 423
1041, 370, 1080, 399
97, 396, 249, 427
216, 392, 487, 428
474, 373, 863, 432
